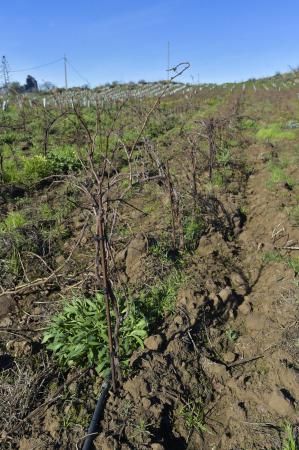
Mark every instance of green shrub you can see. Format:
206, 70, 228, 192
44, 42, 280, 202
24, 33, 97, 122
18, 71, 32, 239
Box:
42, 294, 148, 375
48, 146, 81, 173
22, 155, 53, 183
4, 155, 53, 184
147, 114, 179, 138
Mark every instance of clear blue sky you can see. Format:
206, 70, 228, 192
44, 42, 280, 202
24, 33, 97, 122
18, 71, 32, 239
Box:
1, 0, 299, 87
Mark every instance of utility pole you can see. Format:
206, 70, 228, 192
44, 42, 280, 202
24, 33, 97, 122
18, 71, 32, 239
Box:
64, 54, 68, 89
1, 56, 10, 89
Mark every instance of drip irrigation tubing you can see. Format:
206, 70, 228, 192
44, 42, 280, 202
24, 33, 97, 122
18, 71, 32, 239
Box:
81, 374, 111, 450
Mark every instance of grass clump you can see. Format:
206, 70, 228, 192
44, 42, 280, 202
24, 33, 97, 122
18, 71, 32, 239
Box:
289, 205, 299, 226
281, 422, 298, 450
211, 167, 233, 188
178, 399, 209, 435
216, 147, 231, 166
0, 211, 39, 276
266, 163, 295, 189
256, 124, 296, 142
42, 294, 148, 375
263, 251, 299, 275
139, 269, 185, 324
4, 155, 53, 185
288, 256, 299, 275
0, 211, 27, 233
183, 214, 205, 252
263, 251, 284, 264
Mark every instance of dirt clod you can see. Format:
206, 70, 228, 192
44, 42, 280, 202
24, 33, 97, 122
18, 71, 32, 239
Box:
0, 295, 15, 318
144, 334, 164, 351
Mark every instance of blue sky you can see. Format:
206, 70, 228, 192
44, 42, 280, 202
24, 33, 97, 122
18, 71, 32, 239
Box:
1, 0, 299, 87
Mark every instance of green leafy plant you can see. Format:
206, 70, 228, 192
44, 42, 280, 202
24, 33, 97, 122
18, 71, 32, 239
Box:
42, 294, 148, 374
48, 146, 81, 174
225, 328, 239, 342
216, 147, 231, 166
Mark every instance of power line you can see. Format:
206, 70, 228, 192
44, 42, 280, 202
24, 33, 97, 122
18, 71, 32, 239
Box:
9, 57, 64, 73
7, 55, 90, 88
67, 59, 90, 85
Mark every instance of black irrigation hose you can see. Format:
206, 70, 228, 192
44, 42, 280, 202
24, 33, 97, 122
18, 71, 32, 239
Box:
81, 374, 111, 450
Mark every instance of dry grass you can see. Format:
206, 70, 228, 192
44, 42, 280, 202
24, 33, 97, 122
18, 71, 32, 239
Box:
0, 353, 54, 443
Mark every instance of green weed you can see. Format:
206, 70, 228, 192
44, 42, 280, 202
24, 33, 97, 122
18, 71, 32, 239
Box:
178, 399, 210, 435
289, 205, 299, 226
240, 118, 257, 130
262, 251, 284, 264
4, 155, 53, 185
48, 146, 81, 173
281, 422, 298, 450
138, 269, 185, 322
183, 214, 205, 252
263, 251, 299, 275
0, 211, 29, 273
42, 294, 148, 375
216, 148, 231, 166
288, 256, 299, 275
211, 168, 233, 188
266, 163, 295, 189
0, 211, 27, 233
129, 418, 153, 442
256, 124, 296, 142
149, 234, 177, 264
225, 328, 239, 342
